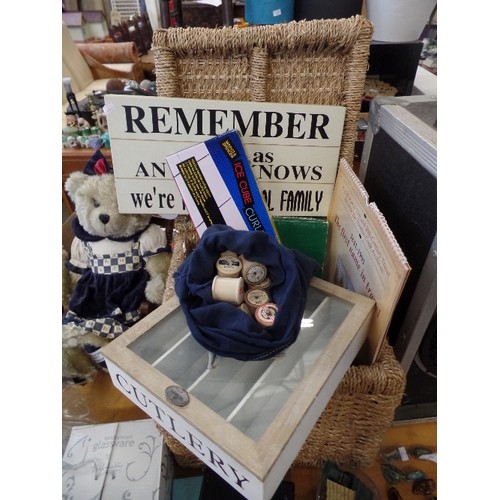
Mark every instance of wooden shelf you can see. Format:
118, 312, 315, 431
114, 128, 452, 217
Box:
62, 148, 113, 214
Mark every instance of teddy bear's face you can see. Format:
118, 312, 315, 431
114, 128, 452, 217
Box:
66, 172, 152, 238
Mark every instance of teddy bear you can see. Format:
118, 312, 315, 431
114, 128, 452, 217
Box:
62, 150, 171, 382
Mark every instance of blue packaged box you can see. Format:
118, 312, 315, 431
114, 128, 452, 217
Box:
166, 129, 279, 241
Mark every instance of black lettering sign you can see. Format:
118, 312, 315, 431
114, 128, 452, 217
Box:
121, 105, 332, 140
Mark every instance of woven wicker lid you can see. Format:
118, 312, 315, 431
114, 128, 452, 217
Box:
152, 16, 373, 165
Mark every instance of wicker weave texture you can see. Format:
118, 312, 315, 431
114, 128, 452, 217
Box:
152, 16, 373, 165
294, 340, 406, 467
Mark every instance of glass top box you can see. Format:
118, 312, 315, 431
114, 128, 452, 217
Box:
101, 276, 374, 500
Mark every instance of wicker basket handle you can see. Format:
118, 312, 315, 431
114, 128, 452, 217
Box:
249, 46, 269, 102
158, 48, 179, 97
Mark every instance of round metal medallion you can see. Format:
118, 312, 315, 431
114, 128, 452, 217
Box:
165, 385, 190, 407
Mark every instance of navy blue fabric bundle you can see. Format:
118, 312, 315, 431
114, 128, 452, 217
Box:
174, 225, 320, 361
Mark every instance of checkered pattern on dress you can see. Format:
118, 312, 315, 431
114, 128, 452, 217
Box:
86, 241, 142, 275
64, 308, 142, 339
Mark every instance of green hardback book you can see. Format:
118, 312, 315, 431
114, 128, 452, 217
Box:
273, 216, 329, 278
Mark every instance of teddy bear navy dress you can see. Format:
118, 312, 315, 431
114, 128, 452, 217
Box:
63, 218, 165, 339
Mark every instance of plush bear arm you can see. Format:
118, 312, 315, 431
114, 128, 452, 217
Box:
137, 224, 171, 304
144, 252, 171, 304
139, 223, 169, 256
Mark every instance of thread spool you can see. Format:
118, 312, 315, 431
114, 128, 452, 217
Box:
239, 302, 251, 315
212, 276, 245, 305
244, 289, 270, 315
248, 275, 271, 292
221, 251, 238, 257
240, 256, 267, 285
216, 252, 242, 278
255, 303, 278, 327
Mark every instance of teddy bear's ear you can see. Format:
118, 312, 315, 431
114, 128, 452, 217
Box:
65, 171, 88, 202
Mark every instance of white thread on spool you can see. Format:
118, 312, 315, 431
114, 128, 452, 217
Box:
212, 276, 245, 305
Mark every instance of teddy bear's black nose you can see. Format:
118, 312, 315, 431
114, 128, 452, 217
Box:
99, 214, 110, 225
